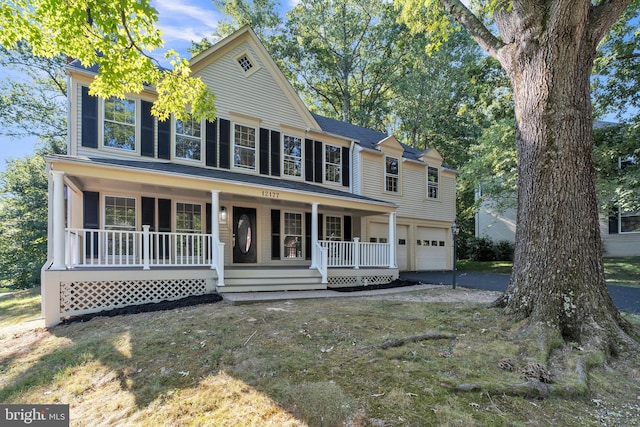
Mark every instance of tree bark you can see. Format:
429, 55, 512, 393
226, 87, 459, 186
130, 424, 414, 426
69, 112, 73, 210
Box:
431, 0, 639, 354
485, 1, 638, 352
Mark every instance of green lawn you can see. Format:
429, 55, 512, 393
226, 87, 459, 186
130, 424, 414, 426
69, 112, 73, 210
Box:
458, 257, 640, 288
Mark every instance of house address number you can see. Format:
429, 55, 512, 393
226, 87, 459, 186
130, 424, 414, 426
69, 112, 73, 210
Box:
261, 190, 280, 199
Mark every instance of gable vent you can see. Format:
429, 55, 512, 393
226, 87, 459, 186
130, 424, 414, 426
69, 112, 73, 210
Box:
237, 55, 254, 72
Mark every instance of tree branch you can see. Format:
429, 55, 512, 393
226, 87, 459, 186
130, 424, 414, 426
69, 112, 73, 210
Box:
440, 0, 504, 59
589, 0, 634, 47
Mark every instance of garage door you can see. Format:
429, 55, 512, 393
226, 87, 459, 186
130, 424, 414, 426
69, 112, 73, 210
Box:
369, 222, 408, 270
417, 227, 448, 270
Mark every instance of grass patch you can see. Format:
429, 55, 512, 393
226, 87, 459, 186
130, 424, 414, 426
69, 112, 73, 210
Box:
0, 287, 41, 328
1, 290, 639, 426
457, 260, 513, 274
603, 257, 640, 288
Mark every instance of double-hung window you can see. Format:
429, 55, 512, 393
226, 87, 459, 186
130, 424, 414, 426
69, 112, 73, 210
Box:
176, 203, 202, 233
325, 144, 342, 183
385, 156, 399, 193
175, 115, 202, 161
104, 97, 136, 151
233, 124, 256, 170
283, 135, 302, 178
104, 196, 136, 257
427, 166, 439, 199
283, 212, 303, 258
325, 216, 342, 241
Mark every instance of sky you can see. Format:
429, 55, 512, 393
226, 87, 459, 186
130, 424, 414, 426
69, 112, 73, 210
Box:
0, 0, 297, 173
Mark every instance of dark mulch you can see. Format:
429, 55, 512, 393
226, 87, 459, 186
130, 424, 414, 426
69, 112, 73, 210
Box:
61, 293, 223, 325
328, 278, 421, 293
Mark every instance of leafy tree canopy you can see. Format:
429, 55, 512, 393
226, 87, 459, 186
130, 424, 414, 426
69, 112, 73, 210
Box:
0, 0, 216, 121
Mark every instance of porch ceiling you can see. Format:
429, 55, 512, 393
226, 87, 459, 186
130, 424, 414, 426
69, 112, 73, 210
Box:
48, 155, 396, 215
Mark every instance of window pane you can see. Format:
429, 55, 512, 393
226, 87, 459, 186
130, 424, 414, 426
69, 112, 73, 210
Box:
234, 124, 256, 169
104, 98, 136, 151
325, 145, 341, 183
621, 211, 640, 233
427, 166, 439, 198
386, 156, 399, 192
283, 135, 302, 177
284, 212, 302, 258
105, 196, 136, 229
176, 203, 202, 233
325, 216, 342, 241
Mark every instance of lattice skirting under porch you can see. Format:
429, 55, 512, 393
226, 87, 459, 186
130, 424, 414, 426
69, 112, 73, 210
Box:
327, 275, 395, 287
59, 278, 208, 316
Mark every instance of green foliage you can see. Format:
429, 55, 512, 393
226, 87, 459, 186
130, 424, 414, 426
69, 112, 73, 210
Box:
0, 148, 54, 289
458, 236, 514, 261
0, 0, 216, 122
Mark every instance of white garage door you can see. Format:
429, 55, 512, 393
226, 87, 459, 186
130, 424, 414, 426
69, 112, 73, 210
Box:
417, 227, 448, 270
369, 222, 408, 270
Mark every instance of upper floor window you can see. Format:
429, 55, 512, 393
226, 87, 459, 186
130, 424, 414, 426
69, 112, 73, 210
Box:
427, 166, 439, 199
104, 97, 136, 151
233, 124, 256, 170
325, 216, 342, 241
385, 156, 399, 193
283, 135, 302, 178
175, 115, 202, 161
325, 144, 342, 183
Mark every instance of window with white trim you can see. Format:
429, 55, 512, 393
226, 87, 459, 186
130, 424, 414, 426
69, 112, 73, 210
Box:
325, 216, 342, 241
233, 124, 257, 170
103, 97, 136, 151
283, 135, 302, 177
325, 144, 342, 183
175, 115, 202, 161
427, 166, 439, 199
176, 203, 202, 233
104, 196, 136, 256
284, 212, 303, 258
385, 156, 399, 193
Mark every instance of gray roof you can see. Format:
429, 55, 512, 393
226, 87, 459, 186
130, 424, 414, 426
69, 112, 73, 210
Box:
52, 155, 395, 207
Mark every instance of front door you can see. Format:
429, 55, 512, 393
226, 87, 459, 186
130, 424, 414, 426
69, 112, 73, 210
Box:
233, 207, 257, 263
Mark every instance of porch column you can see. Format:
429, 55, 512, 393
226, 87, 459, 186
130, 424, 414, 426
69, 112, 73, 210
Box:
211, 190, 220, 240
388, 212, 396, 268
310, 202, 319, 269
51, 170, 66, 270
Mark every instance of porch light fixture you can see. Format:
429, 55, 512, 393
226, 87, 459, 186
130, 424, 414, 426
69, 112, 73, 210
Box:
219, 206, 228, 224
451, 220, 460, 289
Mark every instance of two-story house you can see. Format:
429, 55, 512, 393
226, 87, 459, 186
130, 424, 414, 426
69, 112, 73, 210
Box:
41, 26, 457, 326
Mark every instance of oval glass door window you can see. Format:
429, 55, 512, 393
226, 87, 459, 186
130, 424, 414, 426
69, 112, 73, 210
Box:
237, 214, 252, 254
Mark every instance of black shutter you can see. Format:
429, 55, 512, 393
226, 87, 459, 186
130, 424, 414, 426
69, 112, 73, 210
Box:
206, 119, 218, 167
83, 191, 99, 257
342, 146, 350, 187
206, 203, 212, 235
157, 118, 171, 160
271, 209, 281, 260
219, 119, 231, 169
158, 198, 172, 258
344, 215, 352, 241
609, 207, 619, 234
305, 139, 314, 182
141, 101, 155, 157
305, 212, 311, 260
270, 130, 281, 177
141, 197, 155, 231
314, 141, 323, 183
318, 213, 323, 240
81, 86, 98, 148
259, 128, 270, 175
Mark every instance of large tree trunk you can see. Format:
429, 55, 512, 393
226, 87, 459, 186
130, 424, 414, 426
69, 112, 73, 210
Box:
490, 2, 638, 353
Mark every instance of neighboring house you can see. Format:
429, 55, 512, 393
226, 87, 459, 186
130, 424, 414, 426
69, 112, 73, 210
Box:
41, 26, 457, 326
475, 122, 640, 256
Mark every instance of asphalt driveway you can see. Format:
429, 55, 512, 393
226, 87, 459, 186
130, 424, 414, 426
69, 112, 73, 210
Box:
400, 271, 640, 314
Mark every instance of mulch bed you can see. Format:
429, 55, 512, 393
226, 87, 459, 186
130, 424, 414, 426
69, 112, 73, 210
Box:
328, 278, 421, 293
61, 293, 223, 325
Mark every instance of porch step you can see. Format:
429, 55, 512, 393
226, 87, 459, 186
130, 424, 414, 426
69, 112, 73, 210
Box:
218, 267, 325, 292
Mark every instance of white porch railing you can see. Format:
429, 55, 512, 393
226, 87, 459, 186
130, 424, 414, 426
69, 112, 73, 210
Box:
65, 227, 220, 269
318, 238, 392, 268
